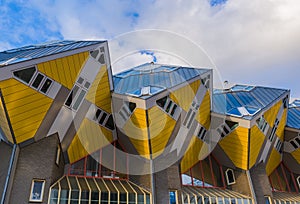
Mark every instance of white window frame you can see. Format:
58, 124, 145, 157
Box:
64, 76, 90, 111
13, 67, 53, 95
29, 179, 46, 202
55, 145, 61, 165
225, 169, 236, 185
12, 66, 37, 85
297, 176, 300, 189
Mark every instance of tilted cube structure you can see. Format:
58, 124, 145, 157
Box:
0, 40, 299, 204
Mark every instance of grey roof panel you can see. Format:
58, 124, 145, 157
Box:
113, 63, 209, 98
287, 100, 300, 129
0, 40, 104, 66
213, 85, 288, 119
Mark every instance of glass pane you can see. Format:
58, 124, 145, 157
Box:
32, 73, 44, 88
197, 196, 203, 204
101, 192, 109, 204
211, 197, 217, 204
146, 195, 150, 204
181, 174, 192, 185
70, 158, 85, 175
129, 193, 136, 203
138, 194, 144, 204
99, 112, 107, 124
169, 191, 177, 204
218, 197, 224, 204
120, 193, 127, 204
105, 115, 115, 130
110, 192, 118, 203
231, 198, 236, 204
30, 180, 44, 201
183, 194, 189, 204
13, 67, 36, 83
224, 198, 230, 204
40, 78, 53, 93
204, 196, 209, 204
73, 89, 86, 110
50, 188, 59, 199
59, 189, 69, 204
91, 192, 99, 202
190, 195, 196, 204
71, 190, 79, 199
65, 85, 80, 107
86, 155, 99, 176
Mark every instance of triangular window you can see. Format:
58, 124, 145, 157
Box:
13, 67, 36, 83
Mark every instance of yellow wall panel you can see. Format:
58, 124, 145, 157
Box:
129, 108, 148, 128
249, 125, 266, 168
291, 148, 300, 165
67, 118, 114, 163
123, 108, 149, 158
266, 148, 281, 175
170, 80, 200, 112
86, 65, 112, 113
180, 136, 204, 173
219, 127, 249, 170
276, 109, 287, 141
0, 100, 14, 143
0, 79, 52, 143
38, 52, 89, 90
68, 135, 89, 164
264, 100, 282, 128
196, 90, 211, 129
148, 106, 176, 157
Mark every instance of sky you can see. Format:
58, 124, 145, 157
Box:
1, 0, 300, 98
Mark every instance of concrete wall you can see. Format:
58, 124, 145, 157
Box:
228, 169, 252, 197
250, 162, 273, 204
8, 135, 64, 204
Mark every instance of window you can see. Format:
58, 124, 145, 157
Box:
257, 116, 268, 134
156, 96, 180, 118
197, 126, 207, 140
265, 196, 272, 204
225, 120, 238, 130
65, 77, 90, 111
201, 74, 210, 89
297, 176, 300, 189
29, 179, 45, 202
105, 115, 115, 130
118, 102, 136, 122
40, 78, 53, 94
289, 135, 300, 150
156, 96, 168, 108
31, 73, 44, 89
217, 120, 237, 138
13, 67, 53, 95
91, 107, 114, 130
13, 67, 36, 83
269, 118, 279, 142
296, 137, 300, 146
169, 190, 178, 204
290, 140, 298, 149
274, 139, 282, 152
283, 96, 288, 109
225, 169, 236, 185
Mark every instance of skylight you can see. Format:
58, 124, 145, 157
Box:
227, 106, 260, 117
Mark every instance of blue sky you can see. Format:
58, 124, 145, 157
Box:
1, 0, 300, 98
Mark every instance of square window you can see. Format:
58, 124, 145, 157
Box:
29, 179, 45, 202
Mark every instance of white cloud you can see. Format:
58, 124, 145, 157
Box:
3, 0, 300, 97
